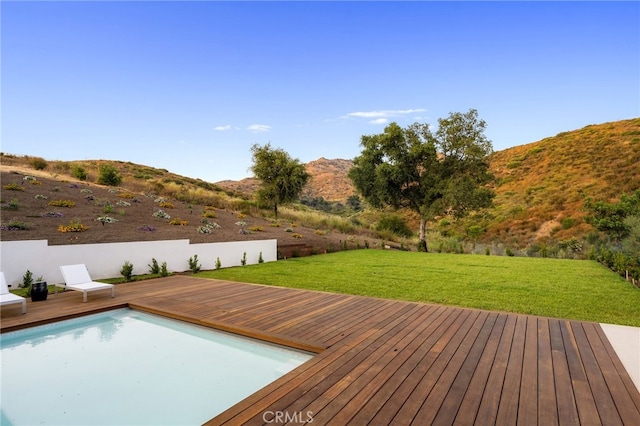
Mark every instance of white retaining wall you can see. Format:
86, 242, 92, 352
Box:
0, 239, 277, 288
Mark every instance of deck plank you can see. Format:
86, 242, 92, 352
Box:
518, 316, 539, 425
453, 313, 508, 425
537, 317, 560, 426
2, 276, 639, 425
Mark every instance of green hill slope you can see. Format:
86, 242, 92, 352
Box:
481, 118, 640, 246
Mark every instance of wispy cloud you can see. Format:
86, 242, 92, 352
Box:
343, 108, 427, 120
369, 118, 388, 125
247, 124, 271, 133
214, 125, 232, 131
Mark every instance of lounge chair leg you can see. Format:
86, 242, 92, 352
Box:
21, 301, 26, 314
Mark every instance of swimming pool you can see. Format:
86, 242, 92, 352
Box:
0, 309, 313, 425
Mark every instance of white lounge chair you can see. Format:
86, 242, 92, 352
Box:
0, 272, 26, 314
57, 264, 115, 302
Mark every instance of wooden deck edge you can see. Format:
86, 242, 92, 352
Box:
0, 303, 129, 333
129, 302, 327, 354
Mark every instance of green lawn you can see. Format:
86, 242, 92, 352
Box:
199, 250, 640, 327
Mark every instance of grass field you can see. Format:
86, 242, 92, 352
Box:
199, 250, 640, 327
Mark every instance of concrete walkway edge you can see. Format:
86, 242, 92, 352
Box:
601, 323, 640, 392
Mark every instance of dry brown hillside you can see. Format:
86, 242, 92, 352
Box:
0, 160, 376, 255
483, 118, 640, 246
302, 158, 355, 202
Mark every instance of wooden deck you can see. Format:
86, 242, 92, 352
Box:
2, 276, 639, 425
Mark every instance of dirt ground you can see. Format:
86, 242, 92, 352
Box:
0, 167, 376, 258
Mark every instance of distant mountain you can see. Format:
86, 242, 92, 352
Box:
217, 157, 356, 203
302, 158, 355, 202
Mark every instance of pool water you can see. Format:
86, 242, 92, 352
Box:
0, 309, 313, 425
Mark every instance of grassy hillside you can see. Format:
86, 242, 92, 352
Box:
481, 118, 640, 247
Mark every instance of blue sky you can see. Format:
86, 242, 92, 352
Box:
2, 1, 638, 182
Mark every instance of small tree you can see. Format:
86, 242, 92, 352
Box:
250, 143, 310, 219
97, 164, 122, 186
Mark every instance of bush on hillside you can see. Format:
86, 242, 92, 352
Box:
97, 164, 122, 186
376, 214, 413, 238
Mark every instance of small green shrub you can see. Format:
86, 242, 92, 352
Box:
258, 252, 264, 264
1, 218, 29, 230
160, 261, 169, 277
30, 157, 48, 170
561, 217, 576, 230
97, 164, 122, 186
72, 165, 87, 181
241, 252, 247, 266
120, 261, 134, 282
1, 199, 19, 210
21, 270, 34, 295
376, 214, 414, 238
148, 258, 160, 274
188, 254, 201, 273
215, 257, 222, 270
506, 247, 515, 257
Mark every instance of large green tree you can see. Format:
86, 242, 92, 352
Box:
250, 143, 310, 219
348, 109, 495, 251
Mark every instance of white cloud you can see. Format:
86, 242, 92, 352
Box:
214, 125, 232, 131
247, 124, 271, 133
369, 118, 388, 125
344, 108, 427, 120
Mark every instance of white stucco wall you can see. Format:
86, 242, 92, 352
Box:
0, 239, 276, 287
